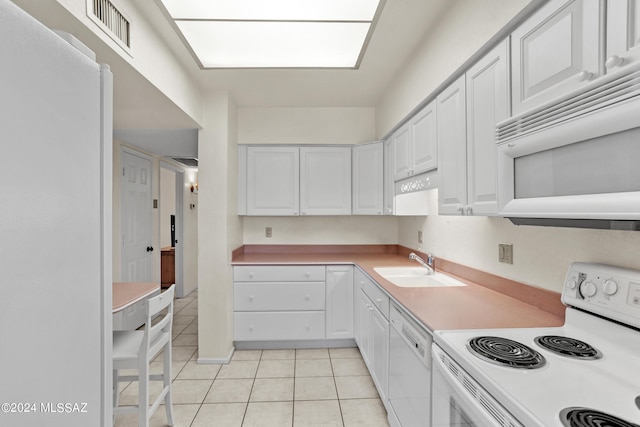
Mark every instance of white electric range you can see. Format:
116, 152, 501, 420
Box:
432, 262, 640, 427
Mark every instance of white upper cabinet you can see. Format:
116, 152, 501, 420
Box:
511, 0, 601, 116
352, 142, 384, 215
392, 101, 438, 181
392, 123, 412, 180
411, 101, 438, 175
606, 0, 640, 70
437, 76, 468, 215
466, 39, 510, 216
300, 146, 352, 215
246, 146, 300, 216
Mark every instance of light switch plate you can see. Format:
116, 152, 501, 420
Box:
265, 227, 272, 238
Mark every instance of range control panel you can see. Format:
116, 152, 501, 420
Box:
562, 262, 640, 329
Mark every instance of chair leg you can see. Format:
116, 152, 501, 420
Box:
138, 361, 150, 427
163, 342, 175, 426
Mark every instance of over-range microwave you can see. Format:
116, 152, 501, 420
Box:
495, 62, 640, 229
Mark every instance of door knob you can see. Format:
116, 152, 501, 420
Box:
146, 246, 154, 252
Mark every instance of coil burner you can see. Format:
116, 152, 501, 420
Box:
560, 407, 640, 427
467, 336, 546, 369
535, 335, 602, 360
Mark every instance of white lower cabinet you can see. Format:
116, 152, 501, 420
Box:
354, 268, 389, 401
233, 265, 355, 343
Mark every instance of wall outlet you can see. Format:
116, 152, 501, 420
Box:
418, 231, 423, 244
265, 227, 272, 238
499, 243, 513, 264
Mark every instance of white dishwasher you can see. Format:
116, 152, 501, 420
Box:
388, 303, 432, 427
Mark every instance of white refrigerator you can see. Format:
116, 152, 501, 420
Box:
0, 0, 113, 426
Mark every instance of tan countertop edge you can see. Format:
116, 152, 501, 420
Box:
231, 244, 565, 332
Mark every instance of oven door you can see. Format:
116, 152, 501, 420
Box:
431, 345, 523, 427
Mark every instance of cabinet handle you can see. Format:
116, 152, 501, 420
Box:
376, 298, 382, 303
577, 70, 593, 82
466, 206, 472, 215
457, 205, 465, 214
605, 55, 624, 69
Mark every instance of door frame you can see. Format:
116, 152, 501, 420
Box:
120, 146, 154, 282
160, 160, 185, 297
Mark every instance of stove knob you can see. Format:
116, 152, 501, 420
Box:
566, 279, 577, 289
602, 279, 618, 296
581, 281, 597, 298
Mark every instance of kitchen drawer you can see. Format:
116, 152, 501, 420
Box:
234, 265, 326, 282
234, 311, 326, 341
234, 282, 325, 311
356, 269, 390, 319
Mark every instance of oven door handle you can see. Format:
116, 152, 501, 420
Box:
432, 345, 523, 427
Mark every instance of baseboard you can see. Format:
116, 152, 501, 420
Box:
234, 339, 356, 350
196, 345, 235, 364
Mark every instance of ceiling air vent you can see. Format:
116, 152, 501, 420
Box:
172, 157, 198, 167
89, 0, 130, 49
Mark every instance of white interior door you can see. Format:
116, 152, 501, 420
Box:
121, 150, 153, 282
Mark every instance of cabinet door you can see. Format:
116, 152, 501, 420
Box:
606, 0, 640, 71
356, 289, 372, 367
352, 142, 384, 215
383, 139, 395, 215
247, 146, 299, 215
511, 0, 601, 115
300, 147, 352, 215
411, 101, 438, 175
466, 39, 510, 216
437, 76, 468, 215
325, 266, 354, 339
371, 306, 389, 401
392, 123, 412, 181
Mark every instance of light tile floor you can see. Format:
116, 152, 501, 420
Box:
114, 290, 390, 427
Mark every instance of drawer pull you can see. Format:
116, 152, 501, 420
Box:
249, 325, 254, 331
305, 294, 310, 300
249, 295, 254, 302
305, 324, 310, 330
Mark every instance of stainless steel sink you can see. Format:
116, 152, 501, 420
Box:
373, 267, 468, 288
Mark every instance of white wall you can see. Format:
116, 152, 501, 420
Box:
376, 0, 530, 137
243, 216, 398, 244
400, 191, 640, 293
198, 91, 241, 362
238, 107, 376, 145
377, 1, 640, 292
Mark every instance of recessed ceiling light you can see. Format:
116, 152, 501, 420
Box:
158, 0, 384, 69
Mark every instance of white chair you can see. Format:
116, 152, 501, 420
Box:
113, 285, 175, 427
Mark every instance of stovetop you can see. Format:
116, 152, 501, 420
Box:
434, 263, 640, 427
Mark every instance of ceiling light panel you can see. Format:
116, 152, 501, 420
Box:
177, 21, 370, 68
158, 0, 384, 68
161, 0, 380, 21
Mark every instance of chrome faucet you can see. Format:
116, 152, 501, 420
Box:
409, 252, 435, 275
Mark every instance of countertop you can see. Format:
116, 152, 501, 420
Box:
112, 282, 160, 313
232, 245, 565, 332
